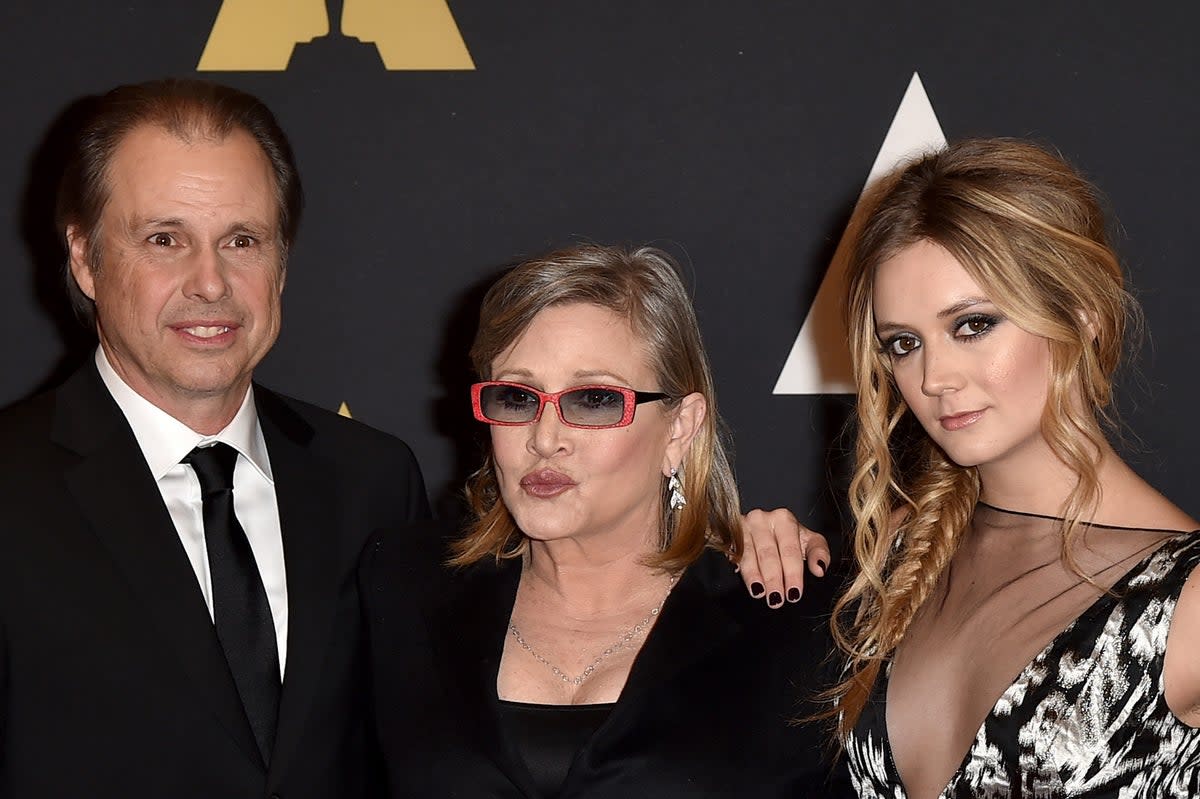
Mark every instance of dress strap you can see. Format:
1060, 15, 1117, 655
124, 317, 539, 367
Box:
1118, 533, 1200, 686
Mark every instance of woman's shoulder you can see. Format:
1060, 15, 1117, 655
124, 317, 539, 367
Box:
1095, 465, 1198, 533
1148, 531, 1200, 580
360, 518, 466, 592
364, 516, 459, 557
360, 517, 523, 606
688, 548, 840, 639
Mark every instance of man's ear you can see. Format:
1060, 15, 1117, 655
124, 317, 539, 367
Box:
66, 224, 97, 300
662, 392, 707, 475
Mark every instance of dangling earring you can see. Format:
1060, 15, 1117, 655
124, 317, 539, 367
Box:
667, 467, 687, 512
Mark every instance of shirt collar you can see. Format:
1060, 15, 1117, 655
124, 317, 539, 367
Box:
94, 347, 274, 483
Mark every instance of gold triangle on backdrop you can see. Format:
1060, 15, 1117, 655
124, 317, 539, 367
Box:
198, 0, 474, 71
198, 0, 328, 71
343, 0, 475, 70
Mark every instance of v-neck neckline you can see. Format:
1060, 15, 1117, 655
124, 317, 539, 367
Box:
878, 532, 1186, 799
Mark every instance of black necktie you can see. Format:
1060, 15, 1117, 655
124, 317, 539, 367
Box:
184, 442, 280, 764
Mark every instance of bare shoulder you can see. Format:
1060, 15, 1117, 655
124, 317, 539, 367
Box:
1136, 485, 1199, 532
1098, 462, 1197, 532
1138, 499, 1197, 534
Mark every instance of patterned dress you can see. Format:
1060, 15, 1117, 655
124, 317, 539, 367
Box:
847, 514, 1200, 798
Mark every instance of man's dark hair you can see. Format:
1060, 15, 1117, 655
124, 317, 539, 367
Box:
55, 78, 304, 325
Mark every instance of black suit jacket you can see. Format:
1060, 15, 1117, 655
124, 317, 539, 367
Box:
361, 520, 853, 798
0, 363, 430, 798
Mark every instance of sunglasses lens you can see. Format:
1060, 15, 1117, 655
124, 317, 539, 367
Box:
479, 384, 541, 423
560, 387, 628, 427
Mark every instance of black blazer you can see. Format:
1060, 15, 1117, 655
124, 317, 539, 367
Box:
0, 363, 430, 798
361, 520, 853, 798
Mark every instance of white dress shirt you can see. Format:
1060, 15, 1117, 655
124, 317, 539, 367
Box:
95, 348, 289, 677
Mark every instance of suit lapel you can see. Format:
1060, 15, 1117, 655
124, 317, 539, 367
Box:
53, 365, 263, 768
425, 558, 540, 795
252, 388, 341, 782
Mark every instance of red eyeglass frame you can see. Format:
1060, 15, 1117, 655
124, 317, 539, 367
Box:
471, 381, 670, 429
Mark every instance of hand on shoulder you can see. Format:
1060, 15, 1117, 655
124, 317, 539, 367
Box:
736, 508, 831, 609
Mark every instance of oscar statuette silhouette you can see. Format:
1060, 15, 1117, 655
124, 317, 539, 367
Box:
198, 0, 473, 71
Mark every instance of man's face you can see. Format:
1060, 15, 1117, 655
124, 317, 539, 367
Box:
69, 124, 285, 430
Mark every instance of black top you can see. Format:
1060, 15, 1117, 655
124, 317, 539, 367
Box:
360, 519, 853, 798
498, 701, 614, 798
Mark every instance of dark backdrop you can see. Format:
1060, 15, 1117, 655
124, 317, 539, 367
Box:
3, 2, 1197, 542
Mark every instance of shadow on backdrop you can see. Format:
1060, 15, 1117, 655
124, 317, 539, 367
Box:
428, 263, 513, 524
15, 94, 99, 406
794, 191, 863, 564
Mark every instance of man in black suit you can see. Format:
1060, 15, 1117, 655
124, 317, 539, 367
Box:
0, 79, 429, 797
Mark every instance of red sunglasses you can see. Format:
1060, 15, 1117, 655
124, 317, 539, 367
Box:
471, 381, 670, 429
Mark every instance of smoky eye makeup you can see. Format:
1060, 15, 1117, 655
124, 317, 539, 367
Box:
879, 332, 920, 358
952, 312, 1003, 340
876, 311, 1004, 357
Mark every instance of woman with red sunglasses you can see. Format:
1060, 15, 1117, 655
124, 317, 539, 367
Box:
360, 243, 849, 797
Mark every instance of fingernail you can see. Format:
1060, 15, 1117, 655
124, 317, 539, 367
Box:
787, 587, 801, 602
750, 582, 765, 597
732, 563, 740, 573
768, 591, 783, 607
817, 559, 828, 576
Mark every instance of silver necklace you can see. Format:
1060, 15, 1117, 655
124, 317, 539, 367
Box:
508, 572, 679, 687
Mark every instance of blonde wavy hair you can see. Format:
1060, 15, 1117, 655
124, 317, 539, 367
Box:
831, 138, 1137, 737
450, 243, 743, 573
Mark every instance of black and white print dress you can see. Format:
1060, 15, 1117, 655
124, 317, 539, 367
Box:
847, 513, 1200, 798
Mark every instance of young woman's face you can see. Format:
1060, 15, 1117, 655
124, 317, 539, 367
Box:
872, 240, 1053, 472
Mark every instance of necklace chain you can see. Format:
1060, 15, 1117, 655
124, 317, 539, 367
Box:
508, 572, 679, 687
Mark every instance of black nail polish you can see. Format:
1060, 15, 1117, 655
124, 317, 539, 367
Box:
768, 591, 783, 607
750, 581, 765, 597
787, 587, 801, 602
817, 559, 828, 573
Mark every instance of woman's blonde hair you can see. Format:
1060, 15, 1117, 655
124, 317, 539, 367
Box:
831, 138, 1137, 736
450, 243, 743, 572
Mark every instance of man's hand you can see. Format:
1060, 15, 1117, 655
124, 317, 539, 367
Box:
736, 508, 831, 608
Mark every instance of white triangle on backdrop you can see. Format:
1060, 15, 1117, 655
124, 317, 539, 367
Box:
772, 72, 948, 395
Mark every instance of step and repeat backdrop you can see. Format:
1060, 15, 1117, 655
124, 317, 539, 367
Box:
2, 1, 1197, 538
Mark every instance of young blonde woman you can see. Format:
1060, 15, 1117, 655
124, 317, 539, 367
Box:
830, 139, 1200, 797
